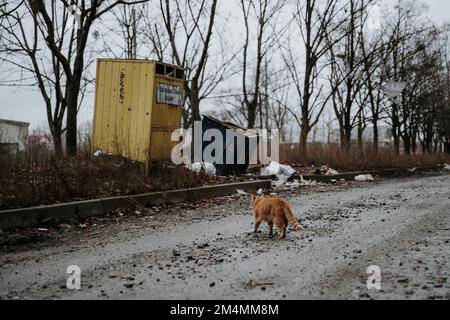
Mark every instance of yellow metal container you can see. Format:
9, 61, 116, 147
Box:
92, 59, 185, 165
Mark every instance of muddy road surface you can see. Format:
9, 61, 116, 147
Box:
1, 174, 449, 300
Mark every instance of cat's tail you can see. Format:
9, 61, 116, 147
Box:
283, 205, 304, 231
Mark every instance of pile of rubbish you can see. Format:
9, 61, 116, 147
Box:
313, 165, 339, 176
261, 161, 297, 187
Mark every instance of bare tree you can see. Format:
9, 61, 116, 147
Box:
281, 0, 349, 160
239, 0, 287, 129
0, 0, 148, 157
380, 0, 432, 154
328, 0, 377, 150
141, 0, 229, 129
103, 3, 145, 59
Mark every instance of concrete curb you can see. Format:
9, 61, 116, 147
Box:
0, 180, 272, 230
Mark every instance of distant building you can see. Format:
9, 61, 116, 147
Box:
28, 134, 53, 150
0, 119, 30, 154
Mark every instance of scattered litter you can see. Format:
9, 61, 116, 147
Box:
256, 188, 264, 196
236, 189, 247, 196
187, 162, 217, 176
325, 168, 339, 176
261, 161, 297, 187
314, 166, 339, 176
444, 164, 450, 171
354, 174, 375, 182
38, 228, 48, 232
79, 224, 88, 229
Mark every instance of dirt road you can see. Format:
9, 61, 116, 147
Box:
1, 174, 449, 300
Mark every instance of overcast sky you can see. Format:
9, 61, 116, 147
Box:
0, 0, 449, 131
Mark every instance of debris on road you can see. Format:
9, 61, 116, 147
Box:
444, 164, 450, 171
236, 189, 248, 196
261, 161, 297, 187
354, 174, 375, 182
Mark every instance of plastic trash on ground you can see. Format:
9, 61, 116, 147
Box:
187, 162, 217, 176
236, 189, 247, 196
261, 161, 297, 188
354, 174, 375, 182
93, 149, 112, 157
444, 164, 450, 171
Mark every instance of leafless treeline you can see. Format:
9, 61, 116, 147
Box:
1, 0, 449, 159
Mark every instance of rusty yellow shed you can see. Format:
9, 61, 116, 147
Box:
92, 59, 185, 165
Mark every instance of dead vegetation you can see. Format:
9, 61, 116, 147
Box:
281, 143, 450, 172
0, 145, 215, 211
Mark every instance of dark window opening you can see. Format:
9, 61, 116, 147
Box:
156, 63, 164, 75
176, 69, 184, 80
165, 66, 175, 77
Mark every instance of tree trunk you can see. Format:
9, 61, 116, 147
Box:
299, 125, 309, 163
392, 105, 400, 155
247, 99, 257, 129
342, 115, 352, 151
190, 80, 201, 122
402, 134, 411, 155
393, 134, 400, 155
52, 128, 64, 159
372, 120, 379, 153
66, 98, 78, 157
444, 142, 450, 154
411, 132, 417, 154
357, 114, 363, 150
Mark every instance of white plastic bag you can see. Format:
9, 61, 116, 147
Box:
188, 162, 217, 176
261, 161, 297, 187
354, 174, 374, 182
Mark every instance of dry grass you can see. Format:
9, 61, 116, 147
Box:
0, 144, 214, 211
281, 143, 450, 172
2, 140, 449, 211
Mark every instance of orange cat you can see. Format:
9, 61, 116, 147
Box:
251, 195, 303, 239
